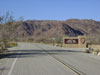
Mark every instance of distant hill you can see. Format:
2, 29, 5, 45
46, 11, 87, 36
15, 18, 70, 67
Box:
16, 19, 100, 43
65, 19, 100, 36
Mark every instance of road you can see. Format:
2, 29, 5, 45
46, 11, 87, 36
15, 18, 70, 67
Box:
0, 42, 100, 75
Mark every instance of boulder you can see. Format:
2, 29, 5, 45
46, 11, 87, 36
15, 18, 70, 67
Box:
98, 52, 100, 56
92, 51, 98, 55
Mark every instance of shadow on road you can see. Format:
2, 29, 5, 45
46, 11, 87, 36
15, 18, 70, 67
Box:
0, 49, 82, 59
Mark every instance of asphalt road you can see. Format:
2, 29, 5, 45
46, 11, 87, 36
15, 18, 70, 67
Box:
1, 42, 100, 75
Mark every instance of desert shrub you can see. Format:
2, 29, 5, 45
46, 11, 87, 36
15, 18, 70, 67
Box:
1, 46, 7, 50
7, 42, 18, 47
84, 48, 94, 53
95, 49, 100, 53
0, 41, 7, 50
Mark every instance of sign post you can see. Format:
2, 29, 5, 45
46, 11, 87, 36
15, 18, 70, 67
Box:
52, 37, 56, 46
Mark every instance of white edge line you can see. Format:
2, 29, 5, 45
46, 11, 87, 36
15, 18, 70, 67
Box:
8, 51, 21, 75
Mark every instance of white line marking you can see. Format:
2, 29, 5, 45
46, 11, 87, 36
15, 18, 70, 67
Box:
8, 44, 23, 75
8, 52, 21, 75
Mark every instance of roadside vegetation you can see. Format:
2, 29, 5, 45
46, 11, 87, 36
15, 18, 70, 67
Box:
0, 11, 23, 53
84, 45, 100, 56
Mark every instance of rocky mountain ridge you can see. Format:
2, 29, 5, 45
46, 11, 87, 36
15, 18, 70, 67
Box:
16, 19, 100, 43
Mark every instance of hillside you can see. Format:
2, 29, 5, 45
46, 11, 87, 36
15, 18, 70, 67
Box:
15, 19, 100, 43
17, 20, 83, 38
65, 19, 100, 36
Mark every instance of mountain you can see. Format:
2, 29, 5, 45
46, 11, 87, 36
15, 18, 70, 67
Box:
17, 20, 83, 38
16, 19, 100, 43
65, 19, 100, 36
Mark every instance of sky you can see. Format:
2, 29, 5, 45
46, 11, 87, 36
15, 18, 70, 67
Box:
0, 0, 100, 21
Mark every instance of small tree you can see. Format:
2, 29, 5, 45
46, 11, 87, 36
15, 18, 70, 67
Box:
0, 11, 16, 49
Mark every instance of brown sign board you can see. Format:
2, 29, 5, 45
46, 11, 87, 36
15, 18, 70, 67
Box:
64, 39, 78, 44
